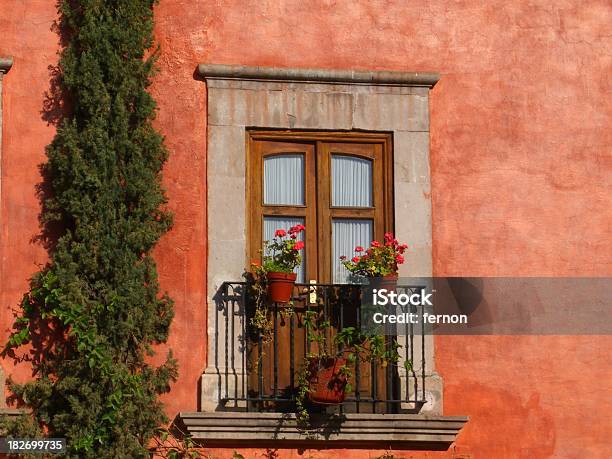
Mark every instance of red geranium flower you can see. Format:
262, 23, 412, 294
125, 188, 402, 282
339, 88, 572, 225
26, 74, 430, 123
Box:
289, 224, 305, 234
339, 255, 347, 260
262, 226, 305, 274
339, 232, 407, 278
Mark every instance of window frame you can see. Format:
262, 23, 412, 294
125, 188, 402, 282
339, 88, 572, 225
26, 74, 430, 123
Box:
246, 130, 394, 283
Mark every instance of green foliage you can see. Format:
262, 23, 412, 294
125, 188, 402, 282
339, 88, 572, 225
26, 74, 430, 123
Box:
244, 264, 274, 343
2, 0, 177, 457
295, 358, 313, 429
150, 427, 201, 458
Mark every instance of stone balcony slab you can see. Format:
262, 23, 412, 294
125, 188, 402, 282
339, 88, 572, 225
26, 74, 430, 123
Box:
178, 411, 467, 450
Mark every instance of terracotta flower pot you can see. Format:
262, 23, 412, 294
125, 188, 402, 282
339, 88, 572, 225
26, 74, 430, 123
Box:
369, 273, 398, 293
307, 357, 348, 405
267, 271, 297, 303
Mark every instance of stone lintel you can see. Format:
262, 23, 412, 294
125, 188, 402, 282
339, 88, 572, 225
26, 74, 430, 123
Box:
178, 412, 467, 449
198, 64, 439, 88
0, 57, 13, 74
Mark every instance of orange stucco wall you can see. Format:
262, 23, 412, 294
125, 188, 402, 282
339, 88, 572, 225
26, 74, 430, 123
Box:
1, 1, 611, 458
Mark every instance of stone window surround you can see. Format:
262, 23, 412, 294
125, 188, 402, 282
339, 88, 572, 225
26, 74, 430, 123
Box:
185, 64, 466, 446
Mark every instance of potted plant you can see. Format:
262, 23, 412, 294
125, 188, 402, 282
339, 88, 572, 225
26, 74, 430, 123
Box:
297, 310, 401, 414
340, 232, 408, 291
296, 310, 346, 411
262, 225, 305, 303
305, 355, 349, 405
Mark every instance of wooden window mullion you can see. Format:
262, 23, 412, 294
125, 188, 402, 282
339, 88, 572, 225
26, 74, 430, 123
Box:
316, 141, 332, 283
248, 133, 393, 284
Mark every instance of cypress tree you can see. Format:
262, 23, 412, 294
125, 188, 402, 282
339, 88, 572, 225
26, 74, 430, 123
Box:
3, 1, 177, 456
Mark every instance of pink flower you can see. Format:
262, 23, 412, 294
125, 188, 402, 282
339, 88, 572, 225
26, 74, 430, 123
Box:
339, 255, 347, 260
351, 256, 360, 263
291, 234, 297, 239
371, 241, 381, 248
275, 229, 287, 237
384, 232, 394, 241
355, 246, 364, 252
395, 254, 404, 264
293, 241, 305, 250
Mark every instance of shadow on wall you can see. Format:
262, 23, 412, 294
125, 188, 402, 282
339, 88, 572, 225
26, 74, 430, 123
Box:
2, 3, 69, 397
31, 4, 72, 254
447, 381, 556, 457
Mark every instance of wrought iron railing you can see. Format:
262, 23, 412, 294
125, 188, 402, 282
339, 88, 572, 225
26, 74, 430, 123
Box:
211, 281, 428, 414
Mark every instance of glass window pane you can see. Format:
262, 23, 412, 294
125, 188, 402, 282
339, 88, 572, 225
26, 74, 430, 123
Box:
331, 155, 373, 207
263, 216, 306, 283
332, 219, 373, 283
264, 154, 305, 205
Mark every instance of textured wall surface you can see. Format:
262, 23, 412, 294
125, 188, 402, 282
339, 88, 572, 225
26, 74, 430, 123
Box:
1, 0, 611, 457
0, 0, 59, 400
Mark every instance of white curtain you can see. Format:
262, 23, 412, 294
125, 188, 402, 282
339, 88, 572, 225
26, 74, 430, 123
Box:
332, 219, 373, 283
331, 155, 372, 207
263, 216, 306, 282
264, 154, 305, 205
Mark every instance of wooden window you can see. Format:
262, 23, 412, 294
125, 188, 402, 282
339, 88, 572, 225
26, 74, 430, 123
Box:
247, 131, 394, 284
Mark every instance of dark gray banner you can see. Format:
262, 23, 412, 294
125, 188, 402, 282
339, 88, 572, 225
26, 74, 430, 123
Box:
359, 277, 612, 335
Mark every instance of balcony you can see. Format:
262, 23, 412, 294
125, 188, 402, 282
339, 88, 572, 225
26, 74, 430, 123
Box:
179, 281, 467, 449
